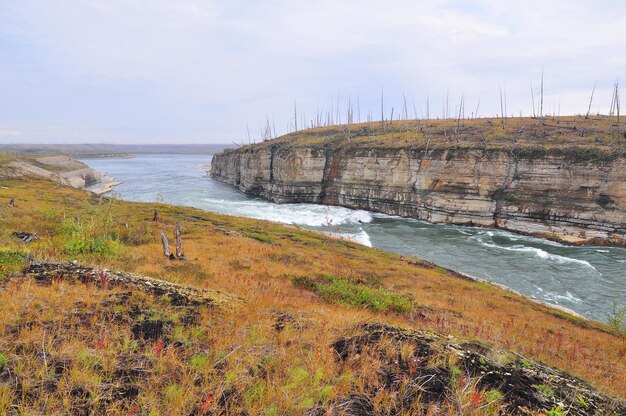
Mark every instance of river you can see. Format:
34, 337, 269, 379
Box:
82, 154, 626, 322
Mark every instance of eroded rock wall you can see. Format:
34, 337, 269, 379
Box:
211, 146, 625, 244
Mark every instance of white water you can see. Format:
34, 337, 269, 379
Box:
83, 154, 626, 322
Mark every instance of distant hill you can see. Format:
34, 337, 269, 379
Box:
0, 143, 228, 158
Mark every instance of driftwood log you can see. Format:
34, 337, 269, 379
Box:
27, 261, 241, 306
12, 232, 39, 243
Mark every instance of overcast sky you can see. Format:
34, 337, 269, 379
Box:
1, 1, 625, 144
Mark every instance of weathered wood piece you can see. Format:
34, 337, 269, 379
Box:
160, 230, 170, 257
175, 222, 187, 260
11, 232, 39, 243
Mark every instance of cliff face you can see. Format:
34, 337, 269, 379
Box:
211, 117, 625, 246
211, 144, 625, 245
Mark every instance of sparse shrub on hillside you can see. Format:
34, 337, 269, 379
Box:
60, 198, 123, 258
115, 222, 150, 246
293, 274, 413, 313
0, 251, 28, 281
247, 233, 274, 244
607, 301, 626, 336
0, 353, 8, 371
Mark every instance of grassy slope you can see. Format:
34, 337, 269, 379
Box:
0, 177, 624, 414
234, 116, 624, 159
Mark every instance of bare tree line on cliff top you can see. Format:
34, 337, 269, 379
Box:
236, 75, 622, 147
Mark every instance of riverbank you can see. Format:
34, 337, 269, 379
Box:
84, 153, 626, 322
1, 175, 625, 413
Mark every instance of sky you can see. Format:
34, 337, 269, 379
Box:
1, 0, 625, 144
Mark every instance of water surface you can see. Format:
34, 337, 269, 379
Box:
83, 154, 626, 322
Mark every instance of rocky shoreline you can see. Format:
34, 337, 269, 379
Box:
1, 155, 120, 195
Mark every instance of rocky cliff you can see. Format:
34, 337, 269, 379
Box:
211, 117, 625, 245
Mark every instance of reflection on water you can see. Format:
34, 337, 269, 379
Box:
83, 154, 626, 322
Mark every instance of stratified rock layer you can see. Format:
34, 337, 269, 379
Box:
211, 145, 625, 245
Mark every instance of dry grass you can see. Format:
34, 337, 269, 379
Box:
0, 177, 624, 414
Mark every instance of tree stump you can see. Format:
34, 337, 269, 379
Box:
175, 223, 187, 260
160, 231, 170, 257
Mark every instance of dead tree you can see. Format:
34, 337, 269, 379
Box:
160, 231, 171, 258
381, 85, 385, 133
293, 99, 298, 132
530, 78, 536, 118
499, 84, 506, 129
585, 82, 597, 119
455, 94, 464, 134
616, 82, 621, 136
539, 68, 543, 119
175, 222, 187, 260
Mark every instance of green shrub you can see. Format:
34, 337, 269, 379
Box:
60, 199, 123, 258
247, 233, 274, 244
0, 353, 8, 371
486, 389, 503, 402
293, 274, 412, 313
190, 354, 210, 372
164, 383, 184, 403
607, 301, 626, 335
546, 405, 567, 416
0, 251, 27, 281
534, 384, 555, 398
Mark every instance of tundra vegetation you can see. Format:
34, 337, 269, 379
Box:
0, 164, 625, 414
234, 115, 623, 161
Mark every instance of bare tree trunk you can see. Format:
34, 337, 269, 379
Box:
175, 222, 186, 260
293, 100, 298, 132
474, 97, 481, 119
585, 82, 597, 119
539, 68, 543, 119
160, 231, 170, 257
530, 78, 536, 118
616, 82, 621, 136
499, 84, 505, 129
381, 85, 385, 133
455, 94, 464, 134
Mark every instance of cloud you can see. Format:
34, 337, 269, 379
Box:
0, 0, 624, 143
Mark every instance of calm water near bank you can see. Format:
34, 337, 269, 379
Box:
83, 154, 626, 322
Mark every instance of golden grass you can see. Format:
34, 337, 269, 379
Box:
0, 177, 624, 414
237, 115, 624, 158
